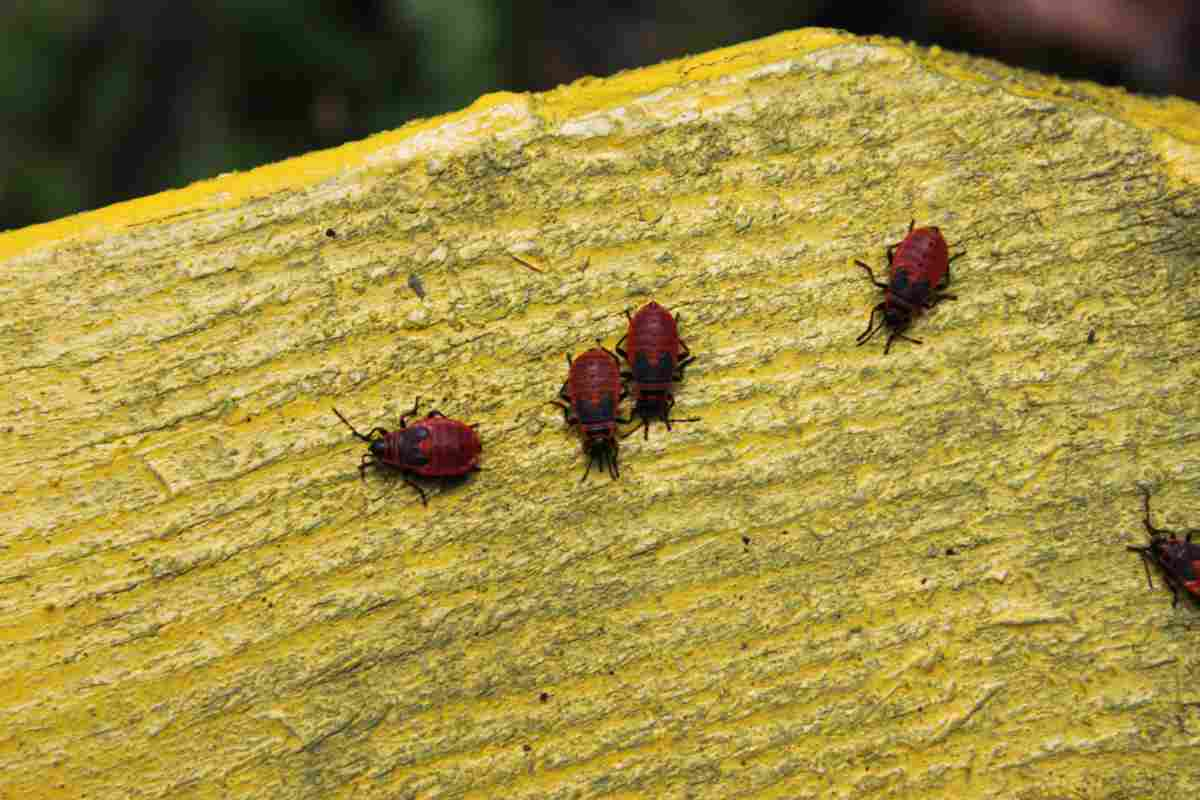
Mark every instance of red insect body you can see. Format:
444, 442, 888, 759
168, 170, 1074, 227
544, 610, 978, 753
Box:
551, 346, 628, 479
1128, 488, 1200, 607
615, 301, 698, 438
333, 400, 481, 505
856, 221, 962, 354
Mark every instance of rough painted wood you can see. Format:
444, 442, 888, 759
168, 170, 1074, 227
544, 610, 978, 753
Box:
1, 27, 1199, 800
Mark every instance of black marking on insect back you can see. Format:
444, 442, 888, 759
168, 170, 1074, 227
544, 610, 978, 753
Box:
635, 389, 668, 411
902, 278, 932, 306
633, 351, 675, 384
576, 395, 615, 425
891, 270, 910, 292
398, 426, 431, 465
1164, 541, 1200, 581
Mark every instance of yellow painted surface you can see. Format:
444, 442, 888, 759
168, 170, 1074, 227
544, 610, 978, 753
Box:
2, 27, 1200, 800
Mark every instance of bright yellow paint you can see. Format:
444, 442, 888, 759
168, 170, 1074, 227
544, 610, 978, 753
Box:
2, 26, 1200, 800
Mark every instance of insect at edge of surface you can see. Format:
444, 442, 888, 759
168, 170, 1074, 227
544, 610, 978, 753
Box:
333, 399, 482, 507
548, 344, 630, 481
614, 300, 700, 440
1127, 486, 1200, 607
855, 219, 965, 355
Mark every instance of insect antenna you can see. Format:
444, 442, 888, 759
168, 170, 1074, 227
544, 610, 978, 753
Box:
581, 449, 596, 483
333, 408, 370, 442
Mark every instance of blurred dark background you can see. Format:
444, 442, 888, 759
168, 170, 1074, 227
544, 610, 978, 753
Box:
3, 0, 1197, 231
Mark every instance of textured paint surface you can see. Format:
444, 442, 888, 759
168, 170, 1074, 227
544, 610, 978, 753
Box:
2, 27, 1200, 800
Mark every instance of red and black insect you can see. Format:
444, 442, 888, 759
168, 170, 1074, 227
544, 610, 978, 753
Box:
855, 220, 964, 354
333, 399, 481, 506
1128, 487, 1200, 607
615, 301, 699, 439
550, 345, 629, 480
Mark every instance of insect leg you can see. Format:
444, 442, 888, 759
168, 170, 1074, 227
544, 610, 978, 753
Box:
358, 455, 375, 484
619, 417, 647, 440
399, 398, 422, 428
937, 251, 966, 290
883, 331, 922, 355
924, 292, 958, 310
1127, 545, 1156, 590
402, 475, 429, 507
856, 260, 891, 290
677, 338, 694, 366
856, 303, 886, 345
554, 381, 574, 423
661, 395, 699, 432
595, 339, 622, 364
676, 341, 695, 380
547, 399, 574, 426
